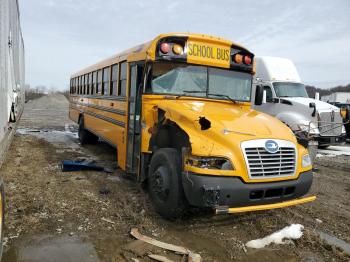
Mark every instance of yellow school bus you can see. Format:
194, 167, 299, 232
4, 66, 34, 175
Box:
69, 33, 315, 218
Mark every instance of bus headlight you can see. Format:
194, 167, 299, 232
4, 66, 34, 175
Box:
302, 154, 312, 167
185, 155, 234, 170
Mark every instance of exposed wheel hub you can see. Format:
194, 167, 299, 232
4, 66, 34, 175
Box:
151, 166, 171, 202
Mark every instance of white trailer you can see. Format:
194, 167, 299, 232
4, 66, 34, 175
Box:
322, 92, 350, 104
252, 56, 346, 161
0, 0, 25, 159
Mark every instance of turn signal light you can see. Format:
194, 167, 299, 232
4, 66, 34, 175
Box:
173, 44, 184, 55
160, 43, 171, 54
244, 56, 252, 65
234, 54, 243, 64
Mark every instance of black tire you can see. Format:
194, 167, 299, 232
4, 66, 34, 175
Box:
78, 116, 98, 144
148, 148, 188, 219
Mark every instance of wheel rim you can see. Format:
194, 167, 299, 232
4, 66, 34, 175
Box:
151, 165, 171, 202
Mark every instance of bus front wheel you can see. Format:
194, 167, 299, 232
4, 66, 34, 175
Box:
78, 117, 98, 144
148, 148, 188, 219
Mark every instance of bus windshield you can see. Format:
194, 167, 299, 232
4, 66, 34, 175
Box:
149, 62, 252, 102
273, 82, 309, 98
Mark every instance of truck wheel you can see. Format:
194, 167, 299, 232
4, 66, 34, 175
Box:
78, 117, 98, 144
148, 148, 188, 219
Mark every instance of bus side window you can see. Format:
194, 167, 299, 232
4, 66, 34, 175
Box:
111, 64, 119, 96
83, 75, 86, 95
97, 69, 102, 94
92, 71, 97, 94
84, 74, 88, 95
86, 73, 89, 95
88, 72, 92, 95
264, 86, 273, 102
80, 76, 83, 95
78, 77, 81, 94
119, 62, 127, 97
102, 67, 110, 95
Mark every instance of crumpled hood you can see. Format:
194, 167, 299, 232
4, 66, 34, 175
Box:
283, 97, 340, 112
156, 99, 295, 144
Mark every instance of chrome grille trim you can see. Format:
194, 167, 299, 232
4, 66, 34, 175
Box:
318, 111, 343, 137
241, 139, 297, 179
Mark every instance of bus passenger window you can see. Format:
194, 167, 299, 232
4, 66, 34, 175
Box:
78, 77, 81, 94
92, 71, 97, 94
111, 64, 118, 96
80, 76, 83, 94
103, 67, 110, 95
86, 74, 90, 95
264, 86, 273, 102
97, 70, 102, 94
88, 73, 91, 95
119, 62, 127, 96
82, 75, 86, 95
84, 74, 88, 94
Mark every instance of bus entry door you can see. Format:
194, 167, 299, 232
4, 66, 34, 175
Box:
126, 63, 144, 174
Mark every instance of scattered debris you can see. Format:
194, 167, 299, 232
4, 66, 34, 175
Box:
316, 218, 323, 224
130, 228, 202, 262
61, 159, 105, 172
149, 254, 174, 262
317, 230, 350, 255
246, 224, 304, 249
99, 187, 111, 195
101, 217, 115, 225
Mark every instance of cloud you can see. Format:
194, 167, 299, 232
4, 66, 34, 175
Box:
19, 0, 350, 90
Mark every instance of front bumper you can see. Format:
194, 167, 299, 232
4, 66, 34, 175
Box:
317, 134, 347, 146
182, 170, 313, 208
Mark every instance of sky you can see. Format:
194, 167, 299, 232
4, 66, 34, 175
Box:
19, 0, 350, 91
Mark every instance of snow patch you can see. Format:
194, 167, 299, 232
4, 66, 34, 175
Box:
246, 224, 304, 249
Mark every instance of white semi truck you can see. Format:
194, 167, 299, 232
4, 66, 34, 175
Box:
252, 56, 346, 161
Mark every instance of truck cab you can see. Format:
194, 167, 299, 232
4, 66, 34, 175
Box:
253, 56, 346, 158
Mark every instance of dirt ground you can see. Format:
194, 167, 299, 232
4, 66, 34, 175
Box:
1, 94, 350, 262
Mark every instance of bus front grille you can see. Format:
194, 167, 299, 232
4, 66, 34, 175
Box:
244, 147, 296, 179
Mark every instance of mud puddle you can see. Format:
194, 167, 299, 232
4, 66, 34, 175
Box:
16, 128, 79, 150
2, 234, 99, 262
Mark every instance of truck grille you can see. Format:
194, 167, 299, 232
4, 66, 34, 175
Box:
244, 147, 296, 178
318, 111, 343, 137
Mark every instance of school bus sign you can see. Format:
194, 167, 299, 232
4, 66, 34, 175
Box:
187, 40, 231, 68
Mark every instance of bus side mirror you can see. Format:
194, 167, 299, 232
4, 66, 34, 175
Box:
255, 85, 264, 105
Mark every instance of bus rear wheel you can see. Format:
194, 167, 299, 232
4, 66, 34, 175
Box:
148, 148, 188, 219
78, 116, 98, 144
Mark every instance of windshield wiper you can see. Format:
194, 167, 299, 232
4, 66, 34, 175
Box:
208, 93, 237, 104
173, 90, 206, 99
